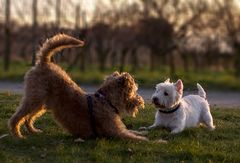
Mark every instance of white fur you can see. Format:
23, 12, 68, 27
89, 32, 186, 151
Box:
141, 80, 215, 134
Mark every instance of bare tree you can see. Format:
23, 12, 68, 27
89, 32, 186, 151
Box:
55, 0, 61, 28
190, 0, 240, 75
137, 17, 174, 71
92, 23, 112, 72
4, 0, 11, 71
139, 0, 209, 74
75, 5, 86, 72
31, 0, 38, 66
217, 0, 240, 77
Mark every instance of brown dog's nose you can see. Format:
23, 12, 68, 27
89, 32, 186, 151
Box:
152, 97, 159, 104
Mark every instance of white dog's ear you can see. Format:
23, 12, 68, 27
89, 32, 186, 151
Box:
164, 78, 170, 83
174, 79, 183, 94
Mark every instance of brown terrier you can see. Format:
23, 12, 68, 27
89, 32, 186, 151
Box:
8, 34, 147, 141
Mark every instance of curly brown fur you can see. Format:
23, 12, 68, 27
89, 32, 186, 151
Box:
8, 34, 147, 142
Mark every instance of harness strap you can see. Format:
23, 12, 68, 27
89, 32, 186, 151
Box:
95, 90, 119, 115
86, 95, 98, 137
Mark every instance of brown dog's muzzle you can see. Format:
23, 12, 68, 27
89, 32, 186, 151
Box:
132, 94, 145, 109
125, 94, 145, 117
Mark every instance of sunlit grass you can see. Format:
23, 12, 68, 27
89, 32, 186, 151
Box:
0, 59, 240, 90
0, 93, 240, 162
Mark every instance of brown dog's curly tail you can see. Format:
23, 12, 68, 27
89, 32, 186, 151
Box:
36, 34, 84, 63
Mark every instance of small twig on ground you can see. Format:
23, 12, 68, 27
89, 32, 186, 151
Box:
0, 134, 9, 139
74, 138, 85, 143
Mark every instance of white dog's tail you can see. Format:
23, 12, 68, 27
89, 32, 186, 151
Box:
197, 83, 206, 99
36, 34, 84, 64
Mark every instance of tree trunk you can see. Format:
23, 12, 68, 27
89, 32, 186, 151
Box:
67, 50, 80, 71
31, 0, 38, 66
234, 48, 240, 77
4, 0, 11, 71
97, 46, 109, 72
55, 0, 61, 28
169, 52, 176, 77
119, 49, 128, 72
80, 50, 86, 72
193, 54, 201, 72
150, 52, 155, 71
99, 51, 108, 72
74, 5, 86, 72
181, 53, 189, 73
53, 0, 61, 63
75, 5, 80, 29
131, 48, 139, 72
110, 51, 117, 68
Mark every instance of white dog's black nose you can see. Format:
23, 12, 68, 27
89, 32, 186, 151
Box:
152, 97, 159, 105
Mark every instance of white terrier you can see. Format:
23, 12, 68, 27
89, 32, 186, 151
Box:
140, 79, 215, 134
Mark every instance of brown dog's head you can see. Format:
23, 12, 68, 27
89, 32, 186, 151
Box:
98, 71, 145, 117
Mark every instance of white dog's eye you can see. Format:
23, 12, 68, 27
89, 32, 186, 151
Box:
164, 91, 168, 96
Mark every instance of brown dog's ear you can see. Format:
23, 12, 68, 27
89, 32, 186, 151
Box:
117, 73, 135, 88
112, 71, 120, 77
104, 71, 121, 81
117, 73, 131, 86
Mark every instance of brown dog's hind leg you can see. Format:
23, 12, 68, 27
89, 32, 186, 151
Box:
25, 107, 46, 134
8, 97, 43, 138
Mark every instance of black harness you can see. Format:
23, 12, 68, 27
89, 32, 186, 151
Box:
86, 95, 98, 137
86, 90, 119, 137
158, 103, 181, 114
95, 90, 119, 115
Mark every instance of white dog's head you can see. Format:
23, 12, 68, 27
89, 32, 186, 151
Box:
152, 79, 183, 109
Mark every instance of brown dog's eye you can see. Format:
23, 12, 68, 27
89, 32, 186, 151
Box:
164, 92, 168, 96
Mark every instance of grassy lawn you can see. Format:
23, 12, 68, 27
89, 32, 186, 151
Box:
0, 93, 240, 162
1, 59, 240, 90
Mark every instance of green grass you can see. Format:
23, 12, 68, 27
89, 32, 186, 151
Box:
1, 59, 240, 90
0, 93, 240, 162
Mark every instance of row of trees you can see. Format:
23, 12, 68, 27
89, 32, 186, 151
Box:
1, 0, 240, 77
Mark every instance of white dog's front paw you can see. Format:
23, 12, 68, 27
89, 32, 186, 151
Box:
171, 128, 183, 134
208, 125, 216, 131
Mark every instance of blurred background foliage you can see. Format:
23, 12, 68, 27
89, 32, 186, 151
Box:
0, 0, 240, 89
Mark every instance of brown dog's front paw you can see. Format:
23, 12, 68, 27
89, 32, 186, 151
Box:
139, 130, 149, 136
138, 136, 149, 141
